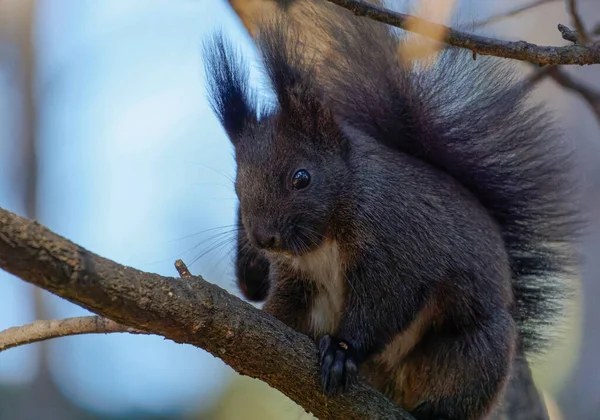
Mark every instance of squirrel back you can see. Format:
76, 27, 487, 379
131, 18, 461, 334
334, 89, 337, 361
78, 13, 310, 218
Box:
313, 14, 583, 355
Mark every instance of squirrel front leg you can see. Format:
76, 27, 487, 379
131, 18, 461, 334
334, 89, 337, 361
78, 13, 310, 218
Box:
235, 206, 271, 302
319, 253, 428, 396
263, 273, 314, 333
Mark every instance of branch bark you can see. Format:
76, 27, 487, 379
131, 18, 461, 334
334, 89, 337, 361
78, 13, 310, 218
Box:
0, 206, 413, 420
0, 316, 145, 352
0, 260, 193, 352
323, 0, 600, 65
558, 23, 581, 43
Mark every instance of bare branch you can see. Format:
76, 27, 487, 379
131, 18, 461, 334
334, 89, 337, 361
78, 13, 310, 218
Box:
568, 0, 589, 44
559, 23, 581, 43
471, 0, 561, 28
323, 0, 600, 65
0, 316, 145, 352
528, 65, 557, 85
548, 69, 600, 120
0, 206, 413, 420
529, 65, 600, 122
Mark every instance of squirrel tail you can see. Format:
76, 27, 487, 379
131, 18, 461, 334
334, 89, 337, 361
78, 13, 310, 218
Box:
311, 13, 584, 354
208, 2, 584, 353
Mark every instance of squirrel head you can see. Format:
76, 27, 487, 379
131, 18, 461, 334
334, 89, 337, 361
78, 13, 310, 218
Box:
233, 108, 349, 256
204, 27, 350, 256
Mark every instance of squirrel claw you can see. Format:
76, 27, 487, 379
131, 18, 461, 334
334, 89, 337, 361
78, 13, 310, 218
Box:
318, 334, 358, 396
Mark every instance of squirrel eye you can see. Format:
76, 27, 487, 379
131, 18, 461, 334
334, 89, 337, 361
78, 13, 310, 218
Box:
292, 169, 311, 190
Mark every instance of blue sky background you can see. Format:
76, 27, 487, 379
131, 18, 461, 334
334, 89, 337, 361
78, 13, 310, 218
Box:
0, 1, 256, 414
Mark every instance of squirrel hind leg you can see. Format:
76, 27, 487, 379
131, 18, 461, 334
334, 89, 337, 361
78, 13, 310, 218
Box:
397, 313, 517, 420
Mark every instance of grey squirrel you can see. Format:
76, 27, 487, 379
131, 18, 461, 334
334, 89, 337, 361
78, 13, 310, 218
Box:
203, 6, 582, 420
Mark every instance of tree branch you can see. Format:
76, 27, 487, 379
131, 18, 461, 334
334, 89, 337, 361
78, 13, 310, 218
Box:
470, 0, 561, 28
558, 23, 581, 43
0, 206, 414, 420
175, 258, 193, 279
0, 316, 145, 352
323, 0, 600, 65
529, 65, 600, 122
546, 68, 600, 120
568, 0, 589, 44
0, 259, 199, 352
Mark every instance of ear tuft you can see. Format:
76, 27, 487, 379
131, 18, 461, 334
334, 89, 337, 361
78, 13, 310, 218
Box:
203, 32, 258, 144
255, 17, 324, 119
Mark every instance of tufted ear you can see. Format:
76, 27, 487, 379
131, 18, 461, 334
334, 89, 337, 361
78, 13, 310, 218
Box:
203, 32, 259, 145
255, 17, 327, 123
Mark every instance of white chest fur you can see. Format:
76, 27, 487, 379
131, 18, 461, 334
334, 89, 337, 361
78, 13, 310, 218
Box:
290, 240, 346, 336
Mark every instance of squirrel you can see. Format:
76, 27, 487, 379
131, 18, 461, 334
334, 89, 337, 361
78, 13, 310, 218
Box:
202, 5, 583, 420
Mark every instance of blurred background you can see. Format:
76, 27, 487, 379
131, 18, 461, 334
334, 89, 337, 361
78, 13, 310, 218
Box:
0, 0, 598, 419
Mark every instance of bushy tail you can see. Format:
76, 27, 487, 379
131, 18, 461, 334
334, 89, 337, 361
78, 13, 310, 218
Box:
305, 6, 584, 354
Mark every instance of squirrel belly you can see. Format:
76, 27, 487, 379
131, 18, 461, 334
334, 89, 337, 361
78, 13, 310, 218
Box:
287, 239, 345, 336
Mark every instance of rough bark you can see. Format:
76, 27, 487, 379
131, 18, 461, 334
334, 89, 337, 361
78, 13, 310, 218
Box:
0, 206, 413, 420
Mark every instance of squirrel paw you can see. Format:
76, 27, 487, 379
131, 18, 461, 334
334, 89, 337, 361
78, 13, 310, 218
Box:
318, 334, 359, 396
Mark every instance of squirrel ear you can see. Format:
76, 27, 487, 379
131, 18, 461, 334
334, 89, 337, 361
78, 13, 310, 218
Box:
255, 17, 322, 117
203, 32, 258, 145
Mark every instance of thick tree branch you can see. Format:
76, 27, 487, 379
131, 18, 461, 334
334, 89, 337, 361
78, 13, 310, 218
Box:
0, 206, 413, 420
0, 316, 145, 352
0, 259, 193, 352
324, 0, 600, 65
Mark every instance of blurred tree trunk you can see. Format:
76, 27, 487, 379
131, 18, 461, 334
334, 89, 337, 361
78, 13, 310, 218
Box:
5, 1, 73, 419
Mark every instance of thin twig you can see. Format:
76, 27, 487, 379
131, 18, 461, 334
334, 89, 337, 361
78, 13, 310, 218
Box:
548, 68, 600, 121
471, 0, 560, 28
527, 65, 557, 85
559, 23, 581, 43
0, 316, 146, 352
568, 0, 589, 44
530, 66, 600, 122
323, 0, 600, 65
175, 259, 192, 279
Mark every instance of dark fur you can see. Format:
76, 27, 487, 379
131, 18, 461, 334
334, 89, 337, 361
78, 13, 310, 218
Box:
203, 7, 582, 420
315, 14, 583, 352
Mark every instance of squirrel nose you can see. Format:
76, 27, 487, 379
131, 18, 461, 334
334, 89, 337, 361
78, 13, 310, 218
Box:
252, 228, 280, 250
